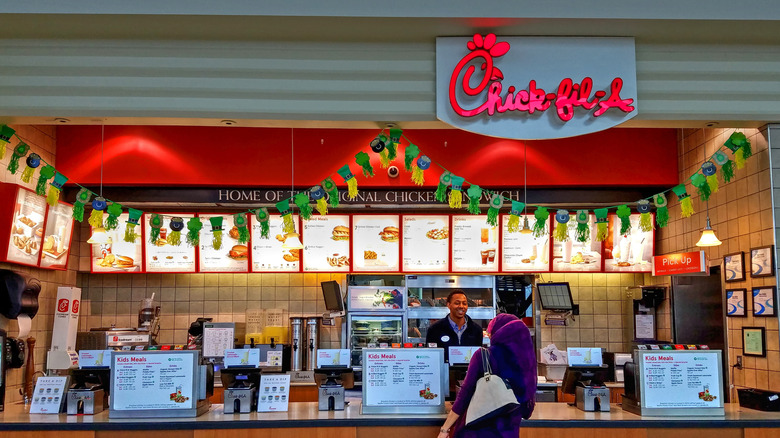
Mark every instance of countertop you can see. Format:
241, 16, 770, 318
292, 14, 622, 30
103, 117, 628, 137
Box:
2, 402, 780, 431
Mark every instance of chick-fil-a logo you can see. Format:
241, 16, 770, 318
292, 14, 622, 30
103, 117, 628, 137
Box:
449, 34, 635, 122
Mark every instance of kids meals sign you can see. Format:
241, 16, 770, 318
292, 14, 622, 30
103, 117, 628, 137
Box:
436, 34, 638, 140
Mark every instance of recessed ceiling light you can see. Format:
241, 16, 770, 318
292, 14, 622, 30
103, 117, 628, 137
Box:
705, 121, 719, 127
54, 118, 70, 123
220, 120, 237, 126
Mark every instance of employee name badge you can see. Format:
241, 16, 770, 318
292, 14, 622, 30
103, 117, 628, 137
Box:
224, 349, 261, 368
30, 376, 70, 414
258, 374, 291, 412
79, 350, 113, 368
316, 349, 350, 368
566, 348, 603, 366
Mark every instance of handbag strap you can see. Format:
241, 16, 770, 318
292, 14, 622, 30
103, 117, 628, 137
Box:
481, 347, 493, 377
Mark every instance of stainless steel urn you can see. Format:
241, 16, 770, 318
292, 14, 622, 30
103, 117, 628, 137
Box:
305, 317, 322, 371
289, 317, 305, 371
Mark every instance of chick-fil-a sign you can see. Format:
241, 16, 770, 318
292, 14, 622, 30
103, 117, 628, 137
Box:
436, 35, 638, 140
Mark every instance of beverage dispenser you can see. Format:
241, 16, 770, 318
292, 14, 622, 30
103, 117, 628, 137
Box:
290, 317, 304, 371
305, 317, 322, 371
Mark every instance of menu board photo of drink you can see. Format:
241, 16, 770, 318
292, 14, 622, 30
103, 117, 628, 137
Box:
249, 213, 300, 272
604, 213, 654, 272
91, 212, 144, 273
501, 214, 550, 272
6, 187, 46, 266
199, 213, 249, 273
302, 215, 350, 272
402, 215, 449, 272
552, 211, 601, 272
39, 201, 74, 270
352, 215, 400, 272
452, 215, 498, 272
144, 213, 196, 273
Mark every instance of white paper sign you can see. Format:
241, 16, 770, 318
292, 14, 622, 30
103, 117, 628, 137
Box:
753, 288, 775, 316
317, 349, 351, 368
79, 350, 113, 368
567, 348, 603, 366
112, 352, 195, 410
448, 346, 481, 365
364, 349, 442, 406
224, 349, 261, 368
203, 324, 235, 357
258, 374, 291, 412
641, 351, 722, 408
30, 376, 69, 413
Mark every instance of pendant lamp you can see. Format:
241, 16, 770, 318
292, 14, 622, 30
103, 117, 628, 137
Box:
695, 200, 722, 247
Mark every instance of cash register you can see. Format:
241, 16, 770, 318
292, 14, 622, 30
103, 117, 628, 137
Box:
220, 349, 262, 414
67, 351, 111, 415
562, 365, 611, 412
314, 366, 352, 411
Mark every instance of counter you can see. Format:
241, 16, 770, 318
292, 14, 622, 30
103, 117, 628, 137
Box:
2, 402, 780, 438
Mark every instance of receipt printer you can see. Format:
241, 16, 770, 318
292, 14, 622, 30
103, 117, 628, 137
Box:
576, 386, 610, 412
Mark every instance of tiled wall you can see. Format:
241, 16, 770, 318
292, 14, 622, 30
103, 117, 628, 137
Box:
0, 125, 80, 403
654, 127, 780, 393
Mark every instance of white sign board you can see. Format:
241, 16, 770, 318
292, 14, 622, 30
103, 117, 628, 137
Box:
111, 352, 196, 411
258, 374, 291, 412
29, 376, 69, 413
640, 351, 723, 409
317, 349, 351, 368
362, 348, 446, 414
567, 348, 603, 366
79, 350, 112, 368
224, 349, 261, 368
448, 346, 481, 365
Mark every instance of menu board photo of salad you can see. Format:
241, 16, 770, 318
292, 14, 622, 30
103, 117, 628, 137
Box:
91, 212, 144, 273
352, 215, 400, 272
6, 187, 46, 266
144, 213, 196, 273
451, 215, 498, 272
199, 213, 249, 272
501, 214, 550, 272
402, 215, 449, 272
250, 213, 300, 272
39, 201, 74, 270
302, 215, 350, 272
604, 213, 654, 272
552, 211, 601, 272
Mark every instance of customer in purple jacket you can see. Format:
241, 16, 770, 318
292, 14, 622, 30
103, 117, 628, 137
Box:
437, 313, 537, 438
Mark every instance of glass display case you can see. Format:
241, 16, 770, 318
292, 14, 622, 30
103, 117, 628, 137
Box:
346, 314, 405, 367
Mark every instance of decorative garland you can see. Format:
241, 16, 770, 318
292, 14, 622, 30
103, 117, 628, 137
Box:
0, 125, 753, 249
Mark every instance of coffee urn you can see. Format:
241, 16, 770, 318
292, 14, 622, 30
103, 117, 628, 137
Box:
305, 317, 322, 371
290, 317, 305, 371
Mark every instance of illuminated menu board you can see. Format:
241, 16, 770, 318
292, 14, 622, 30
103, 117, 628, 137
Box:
39, 201, 74, 270
501, 214, 550, 272
552, 212, 601, 272
402, 215, 449, 272
6, 188, 45, 266
144, 213, 196, 273
250, 214, 300, 272
91, 212, 143, 273
604, 213, 654, 272
452, 215, 498, 272
199, 213, 249, 273
302, 215, 350, 272
352, 215, 400, 272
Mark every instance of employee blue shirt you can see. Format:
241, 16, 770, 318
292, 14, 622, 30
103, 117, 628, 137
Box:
448, 315, 468, 342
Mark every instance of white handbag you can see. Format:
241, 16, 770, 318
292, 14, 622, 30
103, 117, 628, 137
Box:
464, 347, 520, 426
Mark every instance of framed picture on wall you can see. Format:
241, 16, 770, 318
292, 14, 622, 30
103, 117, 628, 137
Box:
724, 252, 745, 282
750, 245, 775, 278
742, 327, 766, 357
752, 286, 777, 317
726, 289, 747, 317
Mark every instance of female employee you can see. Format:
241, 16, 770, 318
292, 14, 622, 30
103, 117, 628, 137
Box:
437, 314, 537, 438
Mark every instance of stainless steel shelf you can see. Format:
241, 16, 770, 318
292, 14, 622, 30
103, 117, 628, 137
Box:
406, 307, 495, 320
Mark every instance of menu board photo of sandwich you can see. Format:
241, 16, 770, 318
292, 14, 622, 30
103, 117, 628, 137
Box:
6, 188, 46, 266
352, 215, 400, 272
249, 213, 300, 272
144, 213, 197, 273
452, 215, 498, 272
39, 201, 74, 270
302, 215, 350, 272
199, 213, 250, 272
501, 214, 550, 272
402, 215, 449, 272
91, 212, 143, 273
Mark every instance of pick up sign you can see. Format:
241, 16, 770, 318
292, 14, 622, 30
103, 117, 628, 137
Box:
652, 251, 707, 276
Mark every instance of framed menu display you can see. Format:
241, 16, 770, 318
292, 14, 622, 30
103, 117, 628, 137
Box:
352, 215, 400, 272
501, 214, 550, 272
362, 348, 446, 414
198, 213, 249, 273
552, 212, 601, 272
39, 201, 75, 270
250, 213, 300, 272
302, 215, 350, 272
143, 213, 196, 273
402, 215, 449, 272
452, 215, 498, 272
605, 213, 654, 272
5, 186, 46, 267
91, 212, 144, 273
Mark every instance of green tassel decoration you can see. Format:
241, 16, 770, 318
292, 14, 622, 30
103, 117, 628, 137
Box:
671, 184, 694, 218
724, 132, 751, 169
379, 149, 390, 168
411, 155, 431, 186
167, 217, 184, 246
321, 177, 340, 208
276, 199, 295, 234
21, 153, 41, 183
575, 210, 589, 242
637, 200, 653, 232
448, 175, 464, 209
72, 188, 92, 222
691, 173, 711, 202
36, 165, 55, 196
233, 213, 250, 244
507, 200, 525, 232
594, 208, 609, 241
387, 127, 402, 162
716, 151, 735, 183
209, 216, 223, 250
125, 208, 143, 243
554, 210, 570, 242
255, 208, 270, 239
186, 217, 202, 246
466, 185, 482, 214
149, 213, 163, 243
45, 172, 68, 207
0, 125, 16, 159
654, 193, 669, 228
486, 193, 502, 227
616, 204, 632, 235
89, 197, 107, 229
532, 207, 549, 238
294, 193, 313, 220
701, 161, 719, 194
105, 202, 123, 231
310, 186, 328, 216
435, 171, 452, 203
7, 142, 29, 175
355, 151, 374, 177
404, 144, 420, 172
337, 165, 358, 200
